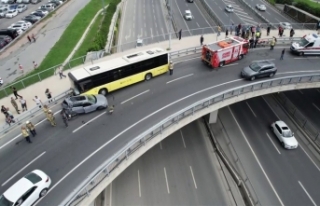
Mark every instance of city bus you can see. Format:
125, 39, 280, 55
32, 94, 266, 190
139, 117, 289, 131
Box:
68, 48, 169, 96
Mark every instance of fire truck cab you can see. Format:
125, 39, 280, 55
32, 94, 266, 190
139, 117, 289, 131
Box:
202, 36, 249, 68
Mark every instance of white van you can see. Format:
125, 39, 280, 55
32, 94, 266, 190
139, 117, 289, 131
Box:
290, 33, 320, 56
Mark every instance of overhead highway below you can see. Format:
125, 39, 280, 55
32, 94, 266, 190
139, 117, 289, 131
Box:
218, 97, 320, 206
107, 121, 233, 205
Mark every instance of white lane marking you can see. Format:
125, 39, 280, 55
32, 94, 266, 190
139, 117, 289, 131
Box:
299, 144, 320, 172
294, 57, 319, 60
189, 166, 197, 189
180, 130, 186, 148
246, 102, 256, 117
228, 107, 285, 206
298, 181, 317, 206
298, 90, 304, 95
2, 151, 46, 186
164, 167, 170, 194
121, 90, 150, 105
219, 6, 222, 10
266, 132, 281, 155
166, 73, 194, 84
110, 182, 112, 206
196, 22, 200, 27
138, 170, 141, 197
72, 112, 106, 133
159, 142, 163, 150
312, 103, 320, 112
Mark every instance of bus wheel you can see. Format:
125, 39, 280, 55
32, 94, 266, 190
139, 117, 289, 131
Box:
99, 88, 108, 96
219, 61, 224, 67
145, 73, 152, 81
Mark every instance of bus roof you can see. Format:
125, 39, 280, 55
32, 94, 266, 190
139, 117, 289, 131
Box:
70, 48, 168, 80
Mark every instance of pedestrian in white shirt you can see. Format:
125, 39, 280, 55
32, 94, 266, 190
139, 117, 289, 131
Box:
33, 96, 42, 108
19, 97, 27, 111
58, 67, 66, 79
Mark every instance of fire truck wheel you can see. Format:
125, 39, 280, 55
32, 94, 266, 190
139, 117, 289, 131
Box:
219, 61, 225, 67
238, 55, 243, 60
250, 76, 256, 81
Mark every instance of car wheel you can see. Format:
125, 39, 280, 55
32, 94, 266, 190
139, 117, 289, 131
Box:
219, 61, 224, 67
97, 106, 105, 110
250, 76, 256, 81
98, 88, 108, 96
145, 73, 152, 81
281, 142, 285, 147
269, 72, 275, 77
39, 188, 48, 197
299, 52, 304, 56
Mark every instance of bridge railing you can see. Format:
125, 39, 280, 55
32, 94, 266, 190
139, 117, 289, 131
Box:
61, 73, 320, 206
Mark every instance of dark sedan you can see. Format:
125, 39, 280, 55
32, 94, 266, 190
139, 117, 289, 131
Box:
0, 35, 12, 43
23, 15, 39, 23
31, 11, 44, 18
0, 39, 8, 49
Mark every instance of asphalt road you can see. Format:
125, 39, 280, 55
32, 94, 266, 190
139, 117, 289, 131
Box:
118, 0, 169, 51
218, 96, 320, 206
0, 0, 90, 83
109, 120, 231, 206
0, 49, 319, 205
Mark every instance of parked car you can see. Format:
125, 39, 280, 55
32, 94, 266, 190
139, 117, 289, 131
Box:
8, 24, 27, 31
0, 29, 19, 39
31, 10, 44, 17
0, 35, 12, 43
8, 4, 18, 10
22, 0, 30, 3
184, 10, 193, 20
0, 39, 8, 49
279, 22, 292, 30
271, 121, 298, 149
37, 6, 49, 12
0, 8, 8, 17
23, 14, 39, 23
5, 9, 18, 18
186, 0, 194, 2
17, 4, 27, 12
1, 0, 15, 3
256, 4, 266, 11
39, 3, 54, 11
31, 0, 42, 3
48, 0, 62, 5
11, 28, 23, 35
62, 94, 108, 115
225, 4, 234, 12
0, 4, 11, 9
0, 170, 51, 206
15, 20, 32, 27
34, 9, 48, 15
241, 61, 277, 81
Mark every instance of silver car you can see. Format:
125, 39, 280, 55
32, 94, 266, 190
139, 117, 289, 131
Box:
0, 8, 8, 17
62, 94, 108, 115
241, 61, 277, 81
17, 4, 27, 13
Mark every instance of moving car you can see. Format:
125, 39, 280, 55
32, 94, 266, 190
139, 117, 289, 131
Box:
279, 22, 292, 30
241, 60, 277, 81
17, 4, 27, 12
184, 10, 193, 20
136, 38, 143, 47
5, 9, 18, 18
0, 8, 8, 17
62, 94, 108, 115
0, 170, 51, 206
271, 121, 298, 149
256, 4, 266, 11
225, 4, 234, 12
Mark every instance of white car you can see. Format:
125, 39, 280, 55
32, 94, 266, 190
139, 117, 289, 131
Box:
5, 9, 18, 18
1, 0, 14, 3
0, 8, 8, 17
256, 4, 266, 11
271, 120, 298, 149
34, 9, 48, 15
225, 4, 234, 12
17, 4, 27, 13
0, 170, 51, 206
15, 20, 32, 28
279, 22, 292, 30
8, 23, 28, 30
10, 28, 24, 35
184, 10, 193, 20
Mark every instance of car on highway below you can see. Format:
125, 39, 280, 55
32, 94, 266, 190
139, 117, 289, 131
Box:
5, 9, 17, 18
241, 60, 277, 81
0, 8, 8, 17
225, 4, 234, 12
23, 14, 39, 23
17, 4, 27, 12
271, 120, 298, 149
184, 10, 193, 20
62, 94, 108, 115
256, 4, 266, 11
0, 170, 51, 206
280, 22, 292, 30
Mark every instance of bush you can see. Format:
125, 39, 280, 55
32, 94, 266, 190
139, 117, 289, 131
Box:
295, 1, 320, 17
276, 0, 293, 5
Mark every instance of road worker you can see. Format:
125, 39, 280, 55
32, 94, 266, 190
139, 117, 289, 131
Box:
47, 110, 56, 126
43, 105, 50, 119
26, 121, 36, 137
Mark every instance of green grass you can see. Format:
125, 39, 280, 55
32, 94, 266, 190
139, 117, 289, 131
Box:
0, 0, 110, 99
294, 0, 320, 9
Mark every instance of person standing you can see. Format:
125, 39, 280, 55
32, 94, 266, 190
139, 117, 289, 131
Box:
230, 23, 234, 35
267, 26, 271, 36
225, 29, 229, 38
27, 35, 31, 43
47, 110, 56, 126
270, 38, 276, 50
33, 96, 43, 108
11, 87, 22, 99
21, 126, 32, 143
43, 105, 50, 119
58, 67, 66, 79
11, 97, 20, 114
26, 121, 36, 137
19, 64, 24, 73
200, 35, 204, 45
1, 105, 8, 116
290, 28, 295, 38
169, 61, 173, 75
217, 26, 221, 36
33, 61, 38, 69
45, 88, 52, 103
19, 96, 27, 111
178, 29, 182, 40
31, 33, 36, 42
61, 109, 69, 127
280, 49, 285, 60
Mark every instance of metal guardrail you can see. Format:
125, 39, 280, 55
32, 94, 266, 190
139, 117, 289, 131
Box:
60, 73, 320, 206
274, 92, 320, 148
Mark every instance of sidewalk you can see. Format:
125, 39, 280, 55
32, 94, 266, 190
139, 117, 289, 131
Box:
0, 29, 313, 128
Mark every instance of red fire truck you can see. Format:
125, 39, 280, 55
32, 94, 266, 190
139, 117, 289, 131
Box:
201, 36, 249, 68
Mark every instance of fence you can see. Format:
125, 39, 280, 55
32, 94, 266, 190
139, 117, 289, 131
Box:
274, 92, 320, 148
60, 73, 320, 206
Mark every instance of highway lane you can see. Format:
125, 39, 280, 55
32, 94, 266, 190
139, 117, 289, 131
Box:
0, 49, 319, 205
110, 121, 231, 205
227, 97, 320, 205
0, 0, 90, 83
118, 0, 169, 51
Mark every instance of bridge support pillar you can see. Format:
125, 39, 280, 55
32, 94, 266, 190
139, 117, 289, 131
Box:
208, 110, 218, 124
